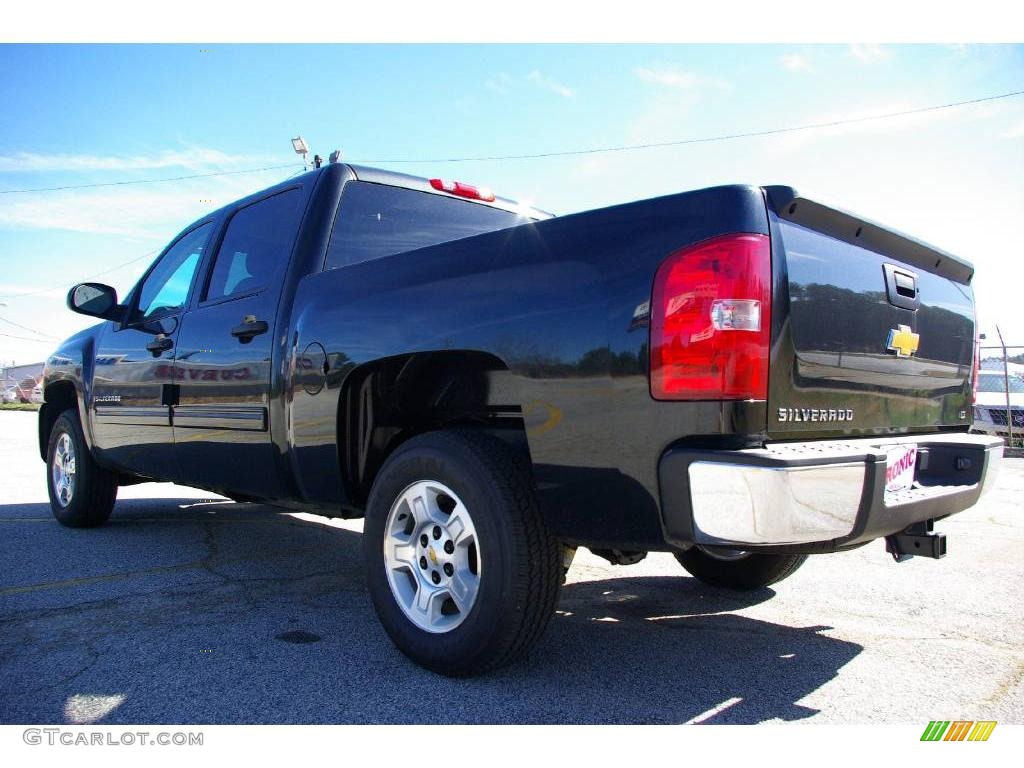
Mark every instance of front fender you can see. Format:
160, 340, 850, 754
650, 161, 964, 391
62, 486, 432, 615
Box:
39, 324, 102, 458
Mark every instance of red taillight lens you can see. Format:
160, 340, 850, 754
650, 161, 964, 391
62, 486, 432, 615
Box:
971, 329, 980, 404
429, 178, 496, 202
650, 233, 772, 401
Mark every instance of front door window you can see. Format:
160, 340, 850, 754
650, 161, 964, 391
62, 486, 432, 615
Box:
133, 223, 213, 322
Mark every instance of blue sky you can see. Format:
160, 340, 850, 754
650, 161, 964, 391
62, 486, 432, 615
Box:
1, 43, 1022, 363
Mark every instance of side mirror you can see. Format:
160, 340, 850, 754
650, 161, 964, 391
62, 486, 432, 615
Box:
67, 283, 123, 320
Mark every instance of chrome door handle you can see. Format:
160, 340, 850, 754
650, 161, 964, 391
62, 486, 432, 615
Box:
145, 334, 173, 357
230, 315, 269, 343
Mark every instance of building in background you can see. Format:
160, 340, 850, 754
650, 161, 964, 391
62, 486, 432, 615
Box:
1, 361, 44, 403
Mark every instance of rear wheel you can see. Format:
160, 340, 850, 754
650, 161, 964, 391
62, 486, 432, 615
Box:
363, 430, 561, 677
674, 546, 807, 591
46, 409, 117, 528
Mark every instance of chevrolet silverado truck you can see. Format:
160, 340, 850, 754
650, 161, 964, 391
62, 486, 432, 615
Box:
41, 161, 1003, 676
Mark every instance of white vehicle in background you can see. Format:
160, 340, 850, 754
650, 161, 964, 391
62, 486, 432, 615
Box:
972, 370, 1024, 441
1, 386, 18, 404
30, 384, 44, 404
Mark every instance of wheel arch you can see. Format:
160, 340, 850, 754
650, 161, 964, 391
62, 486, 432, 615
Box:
39, 380, 80, 461
39, 328, 98, 461
335, 349, 532, 509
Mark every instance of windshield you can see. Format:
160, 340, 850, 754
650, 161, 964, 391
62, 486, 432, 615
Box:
978, 373, 1024, 394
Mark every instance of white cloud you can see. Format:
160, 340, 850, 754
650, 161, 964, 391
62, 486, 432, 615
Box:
770, 96, 1018, 153
0, 147, 277, 174
634, 66, 728, 90
0, 156, 296, 362
484, 70, 573, 99
849, 44, 891, 62
0, 193, 163, 236
766, 101, 939, 152
484, 72, 514, 96
0, 165, 292, 237
0, 282, 66, 299
1003, 120, 1024, 139
527, 70, 574, 99
780, 53, 811, 72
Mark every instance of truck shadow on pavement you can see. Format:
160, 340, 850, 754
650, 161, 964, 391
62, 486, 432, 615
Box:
0, 498, 862, 725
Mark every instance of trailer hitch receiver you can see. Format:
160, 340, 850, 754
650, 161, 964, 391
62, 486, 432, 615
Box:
885, 520, 946, 562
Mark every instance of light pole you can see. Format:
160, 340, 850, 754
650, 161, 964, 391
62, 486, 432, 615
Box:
291, 136, 310, 171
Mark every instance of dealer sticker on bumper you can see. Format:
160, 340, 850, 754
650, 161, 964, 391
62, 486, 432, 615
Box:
884, 444, 918, 500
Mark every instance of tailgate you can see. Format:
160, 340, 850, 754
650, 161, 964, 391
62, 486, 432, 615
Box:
765, 187, 975, 438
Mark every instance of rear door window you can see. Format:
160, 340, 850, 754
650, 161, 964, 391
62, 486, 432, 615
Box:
325, 181, 531, 269
204, 188, 303, 302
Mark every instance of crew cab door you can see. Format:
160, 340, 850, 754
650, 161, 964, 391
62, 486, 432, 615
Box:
90, 221, 214, 479
171, 187, 306, 498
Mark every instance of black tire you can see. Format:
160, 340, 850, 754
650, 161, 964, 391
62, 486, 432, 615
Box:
363, 429, 561, 677
46, 408, 117, 528
674, 547, 807, 591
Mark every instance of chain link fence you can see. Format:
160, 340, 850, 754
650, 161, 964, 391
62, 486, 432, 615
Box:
976, 341, 1023, 449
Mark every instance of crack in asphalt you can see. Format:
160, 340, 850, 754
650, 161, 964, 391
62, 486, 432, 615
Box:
0, 517, 356, 598
2, 645, 101, 697
984, 659, 1024, 705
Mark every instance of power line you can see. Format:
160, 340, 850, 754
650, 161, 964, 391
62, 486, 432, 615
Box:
0, 315, 57, 340
362, 89, 1024, 164
0, 162, 301, 195
0, 330, 52, 342
82, 248, 161, 281
0, 89, 1015, 197
0, 88, 1018, 308
0, 248, 162, 301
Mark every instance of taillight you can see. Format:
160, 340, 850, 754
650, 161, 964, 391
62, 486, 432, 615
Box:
429, 178, 496, 203
650, 233, 772, 401
971, 329, 980, 404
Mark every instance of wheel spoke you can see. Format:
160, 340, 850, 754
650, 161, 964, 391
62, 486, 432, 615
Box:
448, 570, 476, 613
403, 487, 431, 526
391, 541, 418, 571
413, 584, 445, 625
447, 503, 474, 546
423, 487, 452, 527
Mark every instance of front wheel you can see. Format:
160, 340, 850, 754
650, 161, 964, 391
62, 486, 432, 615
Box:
363, 430, 561, 677
674, 546, 807, 591
47, 408, 117, 527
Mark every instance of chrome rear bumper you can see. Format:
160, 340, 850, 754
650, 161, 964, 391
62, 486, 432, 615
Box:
658, 433, 1003, 551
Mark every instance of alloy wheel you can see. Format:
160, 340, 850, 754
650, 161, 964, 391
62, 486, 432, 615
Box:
383, 480, 481, 633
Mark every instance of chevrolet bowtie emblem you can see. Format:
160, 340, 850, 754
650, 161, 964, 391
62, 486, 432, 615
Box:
886, 324, 920, 358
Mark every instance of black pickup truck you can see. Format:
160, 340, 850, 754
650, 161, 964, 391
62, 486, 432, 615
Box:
41, 161, 1002, 676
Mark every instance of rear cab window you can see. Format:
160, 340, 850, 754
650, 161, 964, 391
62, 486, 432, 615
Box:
325, 181, 534, 270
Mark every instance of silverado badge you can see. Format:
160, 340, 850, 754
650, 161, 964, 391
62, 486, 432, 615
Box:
777, 407, 854, 423
886, 324, 920, 358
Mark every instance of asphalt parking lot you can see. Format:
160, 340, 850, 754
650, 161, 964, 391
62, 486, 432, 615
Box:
1, 409, 1021, 725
